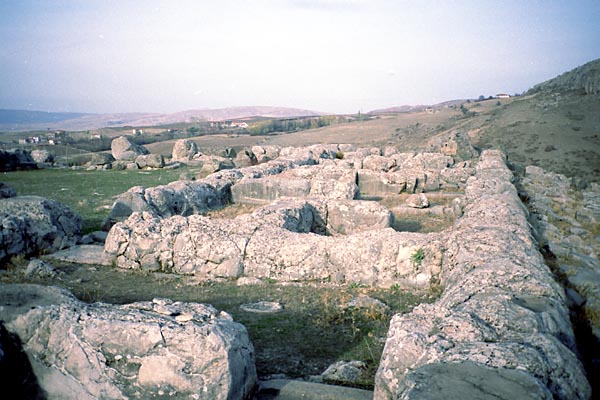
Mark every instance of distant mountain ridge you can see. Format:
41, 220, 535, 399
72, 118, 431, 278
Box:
0, 106, 325, 132
368, 99, 466, 115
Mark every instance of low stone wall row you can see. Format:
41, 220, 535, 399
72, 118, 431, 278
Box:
374, 150, 591, 399
105, 199, 443, 288
102, 145, 475, 229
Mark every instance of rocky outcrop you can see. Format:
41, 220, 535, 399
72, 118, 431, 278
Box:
111, 136, 149, 161
374, 150, 591, 399
0, 196, 82, 262
105, 198, 441, 288
520, 165, 600, 381
172, 139, 198, 161
0, 284, 257, 400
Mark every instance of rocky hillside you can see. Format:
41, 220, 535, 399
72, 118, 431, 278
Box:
527, 58, 600, 96
430, 58, 600, 184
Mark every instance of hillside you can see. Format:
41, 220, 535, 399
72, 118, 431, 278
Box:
527, 59, 600, 96
248, 59, 600, 183
0, 106, 324, 132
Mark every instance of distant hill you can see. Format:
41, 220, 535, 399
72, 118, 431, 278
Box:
0, 106, 325, 132
526, 59, 600, 96
368, 99, 466, 115
0, 109, 89, 125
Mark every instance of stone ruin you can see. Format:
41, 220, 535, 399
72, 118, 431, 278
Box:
1, 143, 593, 399
100, 145, 592, 398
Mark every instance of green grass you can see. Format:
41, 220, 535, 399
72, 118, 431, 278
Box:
0, 263, 440, 388
1, 167, 197, 233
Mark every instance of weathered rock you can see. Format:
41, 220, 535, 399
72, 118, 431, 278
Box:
374, 150, 590, 399
24, 259, 56, 278
344, 295, 389, 314
234, 149, 258, 167
103, 147, 321, 227
521, 164, 600, 374
105, 200, 440, 288
321, 361, 366, 385
251, 145, 281, 163
240, 301, 283, 314
400, 361, 552, 400
427, 130, 479, 161
46, 245, 114, 266
0, 284, 257, 400
0, 196, 82, 262
231, 177, 311, 204
135, 153, 164, 169
31, 149, 53, 164
90, 152, 115, 166
363, 155, 396, 172
357, 170, 407, 196
110, 136, 149, 161
405, 193, 429, 208
256, 379, 373, 400
172, 139, 198, 161
0, 182, 16, 198
102, 180, 230, 230
325, 200, 392, 235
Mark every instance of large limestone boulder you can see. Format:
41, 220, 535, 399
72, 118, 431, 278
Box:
90, 152, 115, 166
135, 153, 164, 169
0, 284, 257, 400
31, 149, 53, 164
111, 136, 149, 161
231, 177, 311, 205
0, 196, 82, 262
252, 145, 281, 163
101, 180, 230, 230
172, 139, 198, 161
234, 149, 258, 168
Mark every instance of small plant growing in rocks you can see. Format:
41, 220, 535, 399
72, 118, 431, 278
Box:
410, 248, 425, 267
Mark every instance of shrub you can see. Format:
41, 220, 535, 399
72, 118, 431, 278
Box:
410, 248, 425, 267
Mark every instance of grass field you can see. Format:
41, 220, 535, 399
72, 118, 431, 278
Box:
0, 259, 440, 388
1, 167, 196, 232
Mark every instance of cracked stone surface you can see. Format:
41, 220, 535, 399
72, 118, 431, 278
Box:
0, 284, 256, 400
374, 150, 591, 399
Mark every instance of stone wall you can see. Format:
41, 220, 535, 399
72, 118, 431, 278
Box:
105, 199, 443, 288
374, 150, 591, 399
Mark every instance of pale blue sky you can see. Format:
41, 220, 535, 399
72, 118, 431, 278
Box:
1, 0, 599, 114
